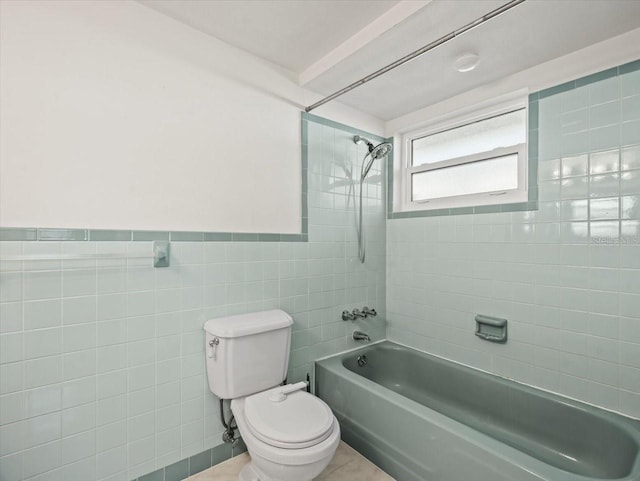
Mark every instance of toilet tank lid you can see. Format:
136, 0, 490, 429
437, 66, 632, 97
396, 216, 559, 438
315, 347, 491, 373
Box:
203, 309, 293, 338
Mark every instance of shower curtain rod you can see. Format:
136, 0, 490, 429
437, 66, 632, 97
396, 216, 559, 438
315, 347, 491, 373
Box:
304, 0, 526, 113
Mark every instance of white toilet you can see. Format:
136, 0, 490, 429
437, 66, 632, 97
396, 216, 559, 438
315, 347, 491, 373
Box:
203, 309, 340, 481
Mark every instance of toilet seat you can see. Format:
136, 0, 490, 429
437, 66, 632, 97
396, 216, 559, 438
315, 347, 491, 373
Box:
244, 386, 334, 449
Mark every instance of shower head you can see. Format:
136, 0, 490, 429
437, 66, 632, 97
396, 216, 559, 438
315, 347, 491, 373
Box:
354, 135, 393, 179
370, 142, 393, 160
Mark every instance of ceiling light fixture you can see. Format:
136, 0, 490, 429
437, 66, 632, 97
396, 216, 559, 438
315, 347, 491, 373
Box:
454, 53, 480, 73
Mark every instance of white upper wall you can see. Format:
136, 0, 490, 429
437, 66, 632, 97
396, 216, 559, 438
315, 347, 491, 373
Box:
0, 0, 384, 233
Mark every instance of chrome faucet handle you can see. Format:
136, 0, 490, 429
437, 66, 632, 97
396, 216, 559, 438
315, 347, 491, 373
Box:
342, 310, 356, 321
352, 308, 367, 319
362, 306, 377, 316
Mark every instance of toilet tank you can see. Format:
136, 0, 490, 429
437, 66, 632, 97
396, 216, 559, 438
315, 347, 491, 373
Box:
203, 309, 293, 399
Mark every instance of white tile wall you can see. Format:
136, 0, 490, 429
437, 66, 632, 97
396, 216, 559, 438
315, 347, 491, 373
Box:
387, 68, 640, 419
0, 119, 386, 481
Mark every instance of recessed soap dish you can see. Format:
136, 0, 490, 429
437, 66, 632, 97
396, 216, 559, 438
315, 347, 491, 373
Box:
475, 314, 507, 343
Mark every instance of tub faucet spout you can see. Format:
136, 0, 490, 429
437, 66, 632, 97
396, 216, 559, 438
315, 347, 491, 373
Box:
353, 330, 371, 342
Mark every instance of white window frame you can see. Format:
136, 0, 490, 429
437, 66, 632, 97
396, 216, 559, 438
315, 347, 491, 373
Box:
396, 95, 529, 213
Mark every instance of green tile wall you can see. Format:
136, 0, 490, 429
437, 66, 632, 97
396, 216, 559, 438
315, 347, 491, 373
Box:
386, 59, 640, 419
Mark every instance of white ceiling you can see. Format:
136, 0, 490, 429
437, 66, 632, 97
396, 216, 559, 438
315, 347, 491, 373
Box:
137, 0, 401, 73
308, 0, 640, 119
138, 0, 640, 121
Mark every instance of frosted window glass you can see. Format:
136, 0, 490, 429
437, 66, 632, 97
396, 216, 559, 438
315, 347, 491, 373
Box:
412, 109, 526, 166
412, 154, 518, 201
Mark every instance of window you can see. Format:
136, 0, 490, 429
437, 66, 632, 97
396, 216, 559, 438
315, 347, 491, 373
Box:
397, 98, 529, 212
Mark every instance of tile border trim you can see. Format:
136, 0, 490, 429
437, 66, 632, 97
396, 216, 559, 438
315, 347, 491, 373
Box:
132, 441, 247, 481
0, 227, 310, 243
386, 57, 640, 220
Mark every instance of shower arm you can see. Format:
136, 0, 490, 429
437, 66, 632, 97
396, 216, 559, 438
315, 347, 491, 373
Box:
354, 135, 375, 152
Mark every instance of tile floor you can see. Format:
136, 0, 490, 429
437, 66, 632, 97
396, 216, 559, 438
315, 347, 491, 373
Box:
186, 441, 395, 481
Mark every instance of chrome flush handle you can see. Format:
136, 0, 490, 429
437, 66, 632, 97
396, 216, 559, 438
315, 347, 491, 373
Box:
207, 337, 220, 358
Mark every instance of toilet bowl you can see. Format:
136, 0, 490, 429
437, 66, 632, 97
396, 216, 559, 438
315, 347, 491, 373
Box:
231, 385, 340, 481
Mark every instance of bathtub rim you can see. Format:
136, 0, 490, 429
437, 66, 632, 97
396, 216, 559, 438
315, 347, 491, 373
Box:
315, 338, 640, 422
315, 340, 640, 481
